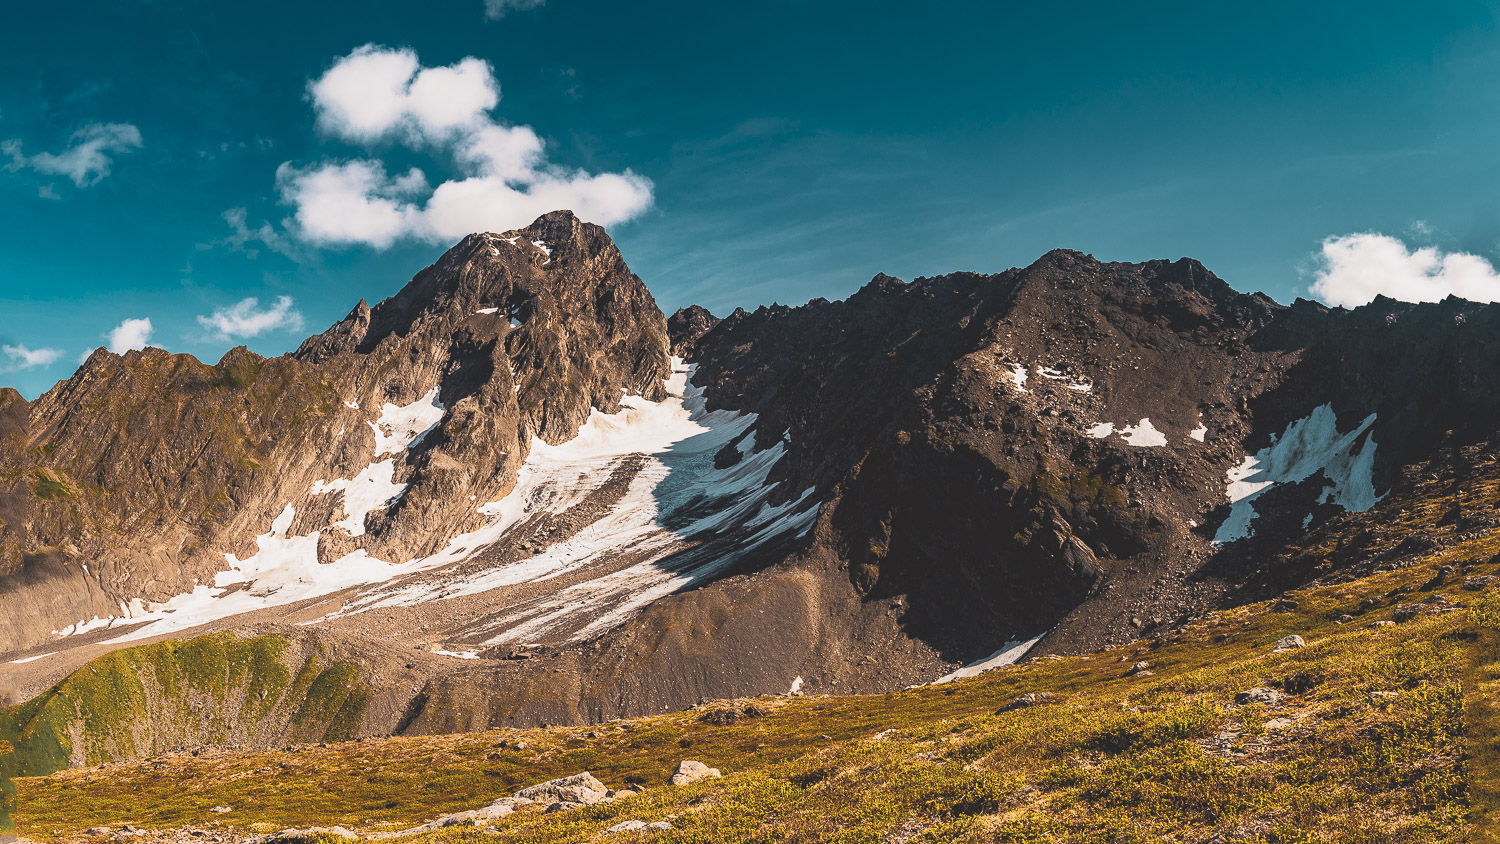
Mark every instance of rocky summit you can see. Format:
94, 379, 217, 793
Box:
4, 212, 1500, 840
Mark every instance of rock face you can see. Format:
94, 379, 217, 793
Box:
0, 388, 25, 576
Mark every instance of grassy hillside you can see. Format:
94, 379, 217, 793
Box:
0, 632, 370, 832
11, 543, 1498, 842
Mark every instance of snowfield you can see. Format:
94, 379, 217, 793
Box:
1214, 404, 1381, 544
54, 359, 819, 649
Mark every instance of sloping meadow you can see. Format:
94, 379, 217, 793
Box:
11, 532, 1498, 842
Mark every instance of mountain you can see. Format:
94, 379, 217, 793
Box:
3, 212, 1500, 785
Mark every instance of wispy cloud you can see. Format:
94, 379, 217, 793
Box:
196, 296, 304, 340
1, 344, 63, 372
273, 44, 650, 249
1310, 232, 1500, 307
217, 207, 301, 260
2, 122, 142, 188
484, 0, 545, 19
107, 317, 154, 353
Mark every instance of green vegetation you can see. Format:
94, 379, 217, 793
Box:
0, 633, 369, 833
28, 468, 75, 500
9, 550, 1497, 841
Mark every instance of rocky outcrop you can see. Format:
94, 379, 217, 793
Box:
665, 305, 718, 356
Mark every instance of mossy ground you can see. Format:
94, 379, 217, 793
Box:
0, 633, 368, 833
10, 549, 1499, 842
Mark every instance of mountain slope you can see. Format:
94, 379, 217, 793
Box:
5, 216, 1500, 786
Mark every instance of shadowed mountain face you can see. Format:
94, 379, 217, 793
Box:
4, 218, 1500, 769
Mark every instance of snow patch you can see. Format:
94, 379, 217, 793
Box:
1190, 416, 1207, 442
371, 388, 445, 456
433, 648, 479, 660
532, 239, 551, 256
343, 400, 359, 410
931, 634, 1045, 685
1116, 418, 1167, 447
475, 307, 500, 315
1213, 404, 1381, 544
310, 460, 406, 537
1008, 364, 1028, 392
8, 652, 55, 664
789, 676, 803, 695
1086, 422, 1114, 439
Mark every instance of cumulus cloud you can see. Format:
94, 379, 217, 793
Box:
2, 122, 142, 187
1, 344, 63, 372
197, 296, 305, 340
278, 45, 651, 249
107, 318, 153, 353
309, 46, 498, 144
1310, 233, 1500, 308
484, 0, 545, 19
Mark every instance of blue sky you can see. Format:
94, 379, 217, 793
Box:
3, 0, 1500, 397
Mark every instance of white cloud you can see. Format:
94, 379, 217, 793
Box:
2, 122, 142, 187
309, 46, 497, 144
1310, 233, 1500, 308
484, 0, 545, 19
107, 317, 153, 353
197, 296, 305, 340
277, 45, 652, 249
1, 344, 63, 372
276, 161, 424, 250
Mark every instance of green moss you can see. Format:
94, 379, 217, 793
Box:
28, 468, 74, 500
0, 633, 369, 832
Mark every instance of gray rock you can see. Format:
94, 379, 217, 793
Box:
1272, 635, 1306, 653
670, 759, 722, 785
1234, 687, 1285, 706
997, 692, 1056, 713
516, 771, 609, 805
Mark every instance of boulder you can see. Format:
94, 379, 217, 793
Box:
1272, 635, 1306, 653
996, 692, 1056, 713
670, 760, 722, 785
1465, 575, 1495, 591
1234, 687, 1285, 706
515, 771, 609, 805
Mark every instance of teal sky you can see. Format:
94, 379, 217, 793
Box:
3, 0, 1500, 397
